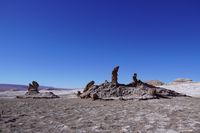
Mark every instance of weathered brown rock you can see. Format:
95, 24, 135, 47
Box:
132, 73, 138, 87
147, 88, 157, 96
80, 85, 98, 99
27, 81, 39, 95
91, 93, 99, 100
80, 90, 91, 99
112, 66, 119, 86
77, 91, 82, 97
83, 81, 95, 93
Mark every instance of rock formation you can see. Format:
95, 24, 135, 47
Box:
145, 80, 165, 86
147, 88, 157, 95
91, 93, 99, 100
16, 81, 59, 99
83, 81, 95, 93
27, 81, 39, 95
111, 66, 119, 86
76, 91, 82, 97
132, 73, 138, 87
80, 85, 98, 99
78, 66, 187, 101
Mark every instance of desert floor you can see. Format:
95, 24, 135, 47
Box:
0, 95, 200, 133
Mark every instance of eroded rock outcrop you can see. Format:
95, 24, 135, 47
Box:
78, 66, 187, 101
133, 73, 138, 87
111, 66, 119, 86
83, 81, 95, 93
16, 81, 59, 99
27, 81, 39, 95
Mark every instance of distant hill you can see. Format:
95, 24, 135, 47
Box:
0, 84, 72, 92
0, 84, 27, 91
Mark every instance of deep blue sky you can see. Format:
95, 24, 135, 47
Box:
0, 0, 200, 88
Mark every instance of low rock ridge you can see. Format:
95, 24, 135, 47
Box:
145, 80, 165, 86
170, 78, 193, 85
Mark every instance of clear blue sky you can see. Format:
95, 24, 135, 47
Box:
0, 0, 200, 88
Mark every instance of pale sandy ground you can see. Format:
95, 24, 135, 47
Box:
0, 97, 200, 133
160, 82, 200, 97
0, 89, 80, 99
0, 84, 200, 133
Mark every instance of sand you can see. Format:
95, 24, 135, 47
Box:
160, 82, 200, 98
0, 94, 200, 133
0, 90, 80, 99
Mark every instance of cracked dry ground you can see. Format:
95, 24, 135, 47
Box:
0, 96, 200, 133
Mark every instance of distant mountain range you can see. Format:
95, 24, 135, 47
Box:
0, 84, 71, 92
